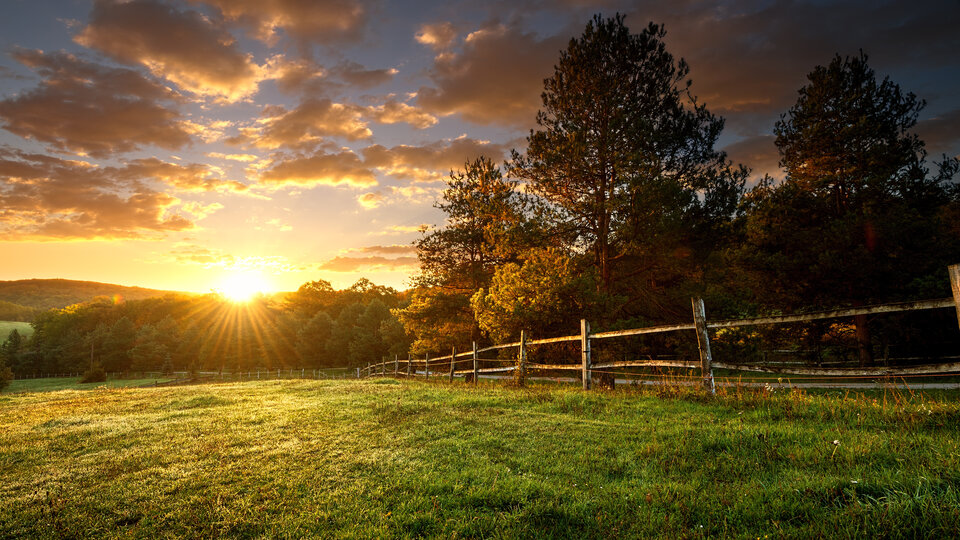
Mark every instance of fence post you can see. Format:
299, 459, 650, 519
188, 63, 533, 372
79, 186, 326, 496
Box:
449, 346, 456, 382
472, 341, 478, 386
394, 354, 399, 376
425, 353, 430, 379
581, 319, 592, 390
949, 264, 960, 330
692, 297, 716, 394
518, 330, 527, 387
407, 354, 412, 377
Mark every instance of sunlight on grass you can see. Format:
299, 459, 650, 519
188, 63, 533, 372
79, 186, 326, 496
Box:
1, 379, 959, 537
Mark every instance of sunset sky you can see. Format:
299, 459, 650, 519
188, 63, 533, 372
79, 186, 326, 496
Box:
1, 0, 958, 294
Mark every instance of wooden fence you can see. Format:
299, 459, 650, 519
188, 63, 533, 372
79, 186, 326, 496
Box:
364, 265, 960, 392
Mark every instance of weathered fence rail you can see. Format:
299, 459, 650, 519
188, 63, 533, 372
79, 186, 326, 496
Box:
364, 264, 960, 391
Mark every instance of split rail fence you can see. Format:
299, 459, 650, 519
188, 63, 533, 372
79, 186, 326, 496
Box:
363, 265, 960, 392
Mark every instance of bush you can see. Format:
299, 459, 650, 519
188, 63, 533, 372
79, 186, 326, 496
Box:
0, 365, 12, 392
81, 363, 107, 384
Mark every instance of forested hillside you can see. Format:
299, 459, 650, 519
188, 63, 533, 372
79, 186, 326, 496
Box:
0, 279, 179, 311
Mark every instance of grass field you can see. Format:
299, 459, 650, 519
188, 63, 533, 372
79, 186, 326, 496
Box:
6, 376, 174, 394
2, 379, 959, 538
0, 320, 32, 339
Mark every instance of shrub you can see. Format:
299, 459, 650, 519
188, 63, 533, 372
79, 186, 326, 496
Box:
0, 365, 12, 392
81, 363, 107, 384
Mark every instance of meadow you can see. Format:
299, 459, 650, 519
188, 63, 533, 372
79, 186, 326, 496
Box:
1, 378, 959, 538
0, 320, 32, 339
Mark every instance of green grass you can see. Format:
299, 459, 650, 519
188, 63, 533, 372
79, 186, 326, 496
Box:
6, 376, 174, 394
0, 320, 32, 339
2, 379, 959, 538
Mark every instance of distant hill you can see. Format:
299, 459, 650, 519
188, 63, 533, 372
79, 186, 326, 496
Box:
0, 279, 184, 312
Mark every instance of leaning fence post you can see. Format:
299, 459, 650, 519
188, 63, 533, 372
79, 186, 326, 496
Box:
449, 346, 456, 382
581, 319, 592, 390
949, 264, 960, 330
692, 297, 716, 394
472, 341, 478, 386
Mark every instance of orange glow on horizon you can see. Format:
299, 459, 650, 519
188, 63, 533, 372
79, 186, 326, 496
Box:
215, 272, 275, 303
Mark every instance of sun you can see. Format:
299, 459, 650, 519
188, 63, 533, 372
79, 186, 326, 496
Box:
217, 273, 273, 303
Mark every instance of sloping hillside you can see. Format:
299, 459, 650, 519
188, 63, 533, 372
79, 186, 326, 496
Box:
0, 279, 182, 311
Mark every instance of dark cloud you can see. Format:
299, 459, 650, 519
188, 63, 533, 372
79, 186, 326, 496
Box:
0, 49, 191, 158
721, 135, 781, 183
76, 0, 262, 101
330, 61, 397, 89
110, 158, 249, 193
416, 22, 566, 127
916, 109, 960, 157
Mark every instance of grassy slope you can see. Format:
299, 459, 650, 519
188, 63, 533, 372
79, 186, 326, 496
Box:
1, 379, 959, 538
0, 321, 33, 339
6, 377, 173, 393
0, 279, 181, 311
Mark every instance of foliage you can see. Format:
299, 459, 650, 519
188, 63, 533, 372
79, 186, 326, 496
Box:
13, 279, 409, 377
735, 53, 960, 364
472, 249, 603, 342
397, 157, 538, 352
80, 363, 106, 383
510, 14, 745, 322
0, 300, 40, 322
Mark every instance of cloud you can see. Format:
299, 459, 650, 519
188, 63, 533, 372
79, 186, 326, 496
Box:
76, 0, 262, 101
357, 191, 384, 209
416, 22, 458, 52
370, 224, 430, 236
916, 109, 960, 157
0, 151, 196, 239
362, 137, 513, 182
193, 0, 368, 45
416, 22, 565, 127
258, 149, 376, 187
169, 245, 302, 272
365, 100, 437, 129
330, 61, 397, 88
0, 49, 191, 158
206, 152, 260, 162
318, 255, 419, 272
110, 158, 249, 193
350, 244, 417, 255
721, 135, 782, 182
231, 98, 371, 149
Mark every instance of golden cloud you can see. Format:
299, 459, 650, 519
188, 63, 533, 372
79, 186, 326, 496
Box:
357, 191, 385, 209
0, 49, 191, 158
366, 100, 437, 129
318, 255, 419, 272
232, 98, 371, 149
416, 22, 458, 52
362, 137, 513, 182
111, 158, 249, 193
76, 0, 263, 102
193, 0, 367, 45
0, 150, 246, 239
258, 149, 376, 187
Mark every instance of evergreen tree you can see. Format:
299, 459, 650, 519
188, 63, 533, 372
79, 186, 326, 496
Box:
511, 14, 745, 321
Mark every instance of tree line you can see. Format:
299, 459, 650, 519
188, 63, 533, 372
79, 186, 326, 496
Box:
394, 15, 960, 369
0, 278, 411, 383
